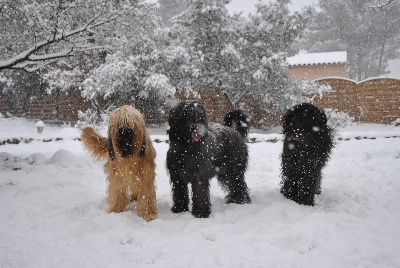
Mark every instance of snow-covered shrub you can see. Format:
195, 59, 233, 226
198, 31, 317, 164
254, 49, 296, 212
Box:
81, 37, 177, 123
75, 109, 109, 130
324, 108, 354, 128
391, 118, 400, 126
143, 74, 176, 99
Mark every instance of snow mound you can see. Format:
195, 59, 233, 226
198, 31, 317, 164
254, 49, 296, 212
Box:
24, 153, 47, 165
0, 152, 47, 171
48, 149, 87, 168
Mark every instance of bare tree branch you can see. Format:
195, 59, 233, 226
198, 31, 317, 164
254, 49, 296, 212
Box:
370, 0, 397, 9
1, 13, 123, 70
0, 2, 5, 13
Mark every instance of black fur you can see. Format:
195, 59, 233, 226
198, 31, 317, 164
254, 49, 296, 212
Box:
108, 136, 115, 161
223, 110, 250, 138
108, 128, 146, 159
117, 127, 134, 157
140, 134, 146, 158
166, 100, 251, 218
280, 103, 334, 206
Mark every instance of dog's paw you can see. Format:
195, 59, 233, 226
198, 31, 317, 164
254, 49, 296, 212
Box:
108, 206, 125, 213
192, 209, 211, 218
141, 212, 157, 222
224, 193, 251, 204
137, 201, 158, 221
171, 205, 189, 214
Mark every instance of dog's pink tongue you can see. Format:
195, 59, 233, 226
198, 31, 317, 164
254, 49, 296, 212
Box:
193, 133, 201, 142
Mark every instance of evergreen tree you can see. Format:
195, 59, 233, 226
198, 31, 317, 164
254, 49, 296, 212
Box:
171, 0, 231, 93
239, 0, 313, 112
158, 0, 186, 26
170, 0, 313, 112
301, 0, 400, 80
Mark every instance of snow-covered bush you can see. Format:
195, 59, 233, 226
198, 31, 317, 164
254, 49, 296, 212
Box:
82, 52, 139, 103
324, 108, 354, 128
143, 74, 176, 99
75, 109, 109, 130
81, 29, 179, 124
391, 118, 400, 126
43, 52, 104, 94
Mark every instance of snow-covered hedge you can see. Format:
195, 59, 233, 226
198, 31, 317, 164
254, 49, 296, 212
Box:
325, 108, 354, 128
391, 118, 400, 126
75, 109, 109, 130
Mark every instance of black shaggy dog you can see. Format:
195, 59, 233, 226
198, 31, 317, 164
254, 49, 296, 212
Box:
166, 100, 251, 218
223, 110, 250, 138
280, 103, 334, 206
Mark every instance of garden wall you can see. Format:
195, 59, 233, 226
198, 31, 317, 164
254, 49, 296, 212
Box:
314, 78, 400, 124
0, 89, 89, 123
0, 78, 399, 126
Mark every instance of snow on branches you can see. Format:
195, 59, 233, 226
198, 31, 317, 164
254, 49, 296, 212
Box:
0, 0, 159, 71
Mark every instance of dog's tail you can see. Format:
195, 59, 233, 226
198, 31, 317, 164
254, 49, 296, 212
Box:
223, 110, 250, 138
80, 127, 109, 161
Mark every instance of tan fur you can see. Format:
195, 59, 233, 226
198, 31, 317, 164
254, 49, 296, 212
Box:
80, 105, 158, 221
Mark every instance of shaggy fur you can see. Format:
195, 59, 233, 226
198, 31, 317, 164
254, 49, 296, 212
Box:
166, 100, 251, 218
280, 103, 334, 206
80, 105, 158, 221
224, 109, 251, 138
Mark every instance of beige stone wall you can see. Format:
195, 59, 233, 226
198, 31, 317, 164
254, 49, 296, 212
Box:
1, 78, 398, 126
314, 78, 400, 124
0, 89, 89, 122
288, 63, 348, 80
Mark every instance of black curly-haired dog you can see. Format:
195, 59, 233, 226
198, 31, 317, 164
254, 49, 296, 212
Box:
280, 103, 334, 206
224, 110, 250, 138
166, 100, 251, 218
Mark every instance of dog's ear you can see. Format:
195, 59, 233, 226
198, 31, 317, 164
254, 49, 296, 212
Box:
108, 135, 115, 161
140, 134, 146, 158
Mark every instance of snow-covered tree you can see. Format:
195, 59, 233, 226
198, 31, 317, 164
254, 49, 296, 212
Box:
81, 28, 182, 120
301, 0, 400, 80
237, 0, 313, 112
43, 51, 104, 94
146, 28, 193, 94
170, 0, 232, 93
0, 0, 159, 71
1, 70, 48, 115
158, 0, 186, 26
170, 0, 313, 112
371, 0, 397, 8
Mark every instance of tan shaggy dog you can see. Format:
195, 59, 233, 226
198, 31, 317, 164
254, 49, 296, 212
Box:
80, 105, 158, 221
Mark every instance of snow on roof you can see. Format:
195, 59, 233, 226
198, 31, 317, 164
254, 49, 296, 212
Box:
314, 76, 400, 84
287, 51, 347, 66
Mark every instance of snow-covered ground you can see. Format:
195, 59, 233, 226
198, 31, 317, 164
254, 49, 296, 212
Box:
1, 117, 400, 268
